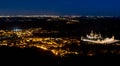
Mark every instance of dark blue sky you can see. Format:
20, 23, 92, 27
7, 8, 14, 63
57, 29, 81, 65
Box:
0, 0, 120, 16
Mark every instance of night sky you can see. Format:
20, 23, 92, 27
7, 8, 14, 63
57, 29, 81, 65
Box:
0, 0, 120, 16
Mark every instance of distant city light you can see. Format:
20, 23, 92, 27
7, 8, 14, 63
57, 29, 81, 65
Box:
12, 27, 22, 31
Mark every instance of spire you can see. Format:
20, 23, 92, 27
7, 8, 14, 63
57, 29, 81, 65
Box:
98, 32, 101, 38
90, 30, 94, 36
112, 35, 114, 39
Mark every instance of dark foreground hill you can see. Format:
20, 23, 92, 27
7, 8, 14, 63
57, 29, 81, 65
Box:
0, 46, 58, 65
0, 46, 120, 65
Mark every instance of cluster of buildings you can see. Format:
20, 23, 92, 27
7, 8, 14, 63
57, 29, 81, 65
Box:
1, 27, 120, 57
81, 30, 120, 44
0, 28, 80, 57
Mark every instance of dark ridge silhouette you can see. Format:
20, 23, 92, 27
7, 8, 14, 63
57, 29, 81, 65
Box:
0, 46, 120, 65
0, 46, 58, 65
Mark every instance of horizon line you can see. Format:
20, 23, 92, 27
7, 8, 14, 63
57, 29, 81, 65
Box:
0, 15, 118, 17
